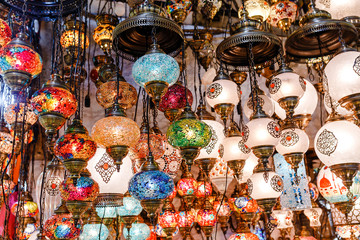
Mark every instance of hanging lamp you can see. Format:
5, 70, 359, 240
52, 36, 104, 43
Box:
93, 14, 118, 54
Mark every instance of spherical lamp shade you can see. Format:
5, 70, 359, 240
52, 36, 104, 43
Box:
44, 211, 81, 239
166, 0, 192, 24
4, 103, 38, 127
269, 72, 305, 103
176, 209, 196, 228
206, 79, 240, 108
245, 117, 280, 148
20, 222, 37, 240
129, 170, 175, 200
229, 233, 259, 240
96, 80, 137, 110
242, 0, 270, 22
197, 208, 217, 226
276, 128, 309, 156
177, 177, 197, 197
155, 224, 179, 238
60, 176, 99, 202
336, 225, 360, 239
123, 223, 150, 240
221, 136, 251, 162
244, 94, 274, 120
268, 1, 298, 31
196, 180, 212, 198
0, 19, 11, 48
294, 80, 318, 116
117, 196, 143, 216
96, 206, 117, 219
247, 171, 283, 200
129, 132, 166, 163
158, 209, 177, 228
93, 14, 118, 54
314, 120, 360, 166
196, 120, 225, 161
325, 51, 360, 102
213, 200, 232, 217
11, 200, 38, 218
303, 208, 322, 227
79, 223, 109, 240
317, 166, 360, 203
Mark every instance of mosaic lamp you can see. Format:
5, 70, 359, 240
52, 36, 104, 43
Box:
0, 173, 15, 203
209, 157, 234, 194
268, 0, 298, 31
213, 198, 232, 234
166, 0, 192, 24
325, 49, 360, 120
123, 222, 151, 240
158, 82, 193, 122
177, 164, 198, 209
31, 74, 77, 138
0, 18, 11, 48
44, 201, 82, 240
242, 0, 270, 22
205, 68, 240, 123
198, 0, 222, 20
0, 32, 43, 93
132, 43, 180, 106
4, 102, 37, 137
197, 199, 217, 238
60, 171, 100, 221
272, 201, 293, 229
228, 233, 259, 240
79, 207, 109, 240
0, 122, 14, 164
128, 154, 175, 220
167, 105, 212, 169
196, 171, 213, 198
118, 192, 143, 234
336, 225, 360, 239
11, 192, 39, 218
158, 197, 178, 238
91, 103, 140, 171
93, 14, 118, 54
176, 201, 196, 238
314, 120, 360, 194
55, 118, 97, 182
195, 104, 225, 177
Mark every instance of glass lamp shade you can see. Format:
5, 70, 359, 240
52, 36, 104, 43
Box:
0, 19, 11, 48
129, 170, 175, 200
123, 223, 150, 240
272, 210, 293, 229
60, 29, 89, 50
242, 0, 270, 22
213, 200, 232, 217
303, 208, 322, 227
276, 128, 309, 155
317, 166, 360, 203
202, 67, 217, 86
93, 21, 116, 54
269, 72, 305, 102
117, 196, 143, 216
91, 115, 140, 149
88, 148, 133, 194
60, 176, 100, 201
177, 177, 197, 196
11, 200, 39, 217
221, 136, 251, 162
325, 51, 360, 102
324, 93, 352, 116
245, 117, 280, 149
206, 80, 240, 108
129, 133, 166, 162
198, 0, 222, 20
308, 182, 319, 201
229, 233, 259, 240
268, 1, 298, 30
35, 159, 65, 221
158, 209, 178, 228
0, 35, 43, 78
0, 128, 14, 155
44, 213, 81, 239
166, 118, 212, 149
314, 120, 360, 166
155, 224, 179, 237
96, 206, 117, 218
20, 223, 37, 240
166, 0, 192, 23
0, 174, 15, 200
336, 225, 360, 239
4, 103, 37, 126
158, 82, 193, 112
241, 153, 259, 184
244, 94, 274, 120
197, 208, 217, 227
234, 195, 259, 213
96, 80, 137, 110
31, 86, 76, 120
176, 209, 196, 227
79, 223, 109, 240
196, 181, 212, 198
197, 120, 225, 160
209, 158, 235, 194
132, 51, 180, 88
247, 171, 283, 200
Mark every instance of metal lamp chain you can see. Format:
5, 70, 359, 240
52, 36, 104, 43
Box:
248, 43, 261, 113
21, 0, 28, 32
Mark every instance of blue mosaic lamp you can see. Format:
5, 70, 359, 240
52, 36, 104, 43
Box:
129, 154, 175, 220
79, 207, 109, 240
96, 206, 118, 219
123, 222, 150, 240
132, 44, 180, 106
117, 193, 143, 217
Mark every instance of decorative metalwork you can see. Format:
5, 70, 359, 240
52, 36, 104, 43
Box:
206, 83, 222, 99
242, 125, 249, 142
263, 172, 269, 183
320, 0, 331, 8
238, 140, 251, 154
270, 175, 283, 192
280, 131, 299, 147
247, 178, 253, 195
205, 125, 218, 154
316, 129, 338, 156
353, 55, 360, 76
247, 97, 264, 110
95, 152, 116, 183
299, 76, 306, 91
237, 85, 242, 100
45, 177, 62, 196
267, 121, 281, 138
324, 93, 340, 109
269, 78, 281, 94
219, 144, 224, 158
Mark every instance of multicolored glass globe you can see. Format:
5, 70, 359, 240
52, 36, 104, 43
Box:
158, 82, 193, 122
0, 124, 14, 161
0, 174, 15, 202
96, 79, 137, 110
228, 233, 259, 240
129, 132, 166, 162
166, 0, 192, 24
132, 44, 180, 105
154, 224, 179, 238
234, 195, 259, 213
31, 74, 77, 137
0, 32, 43, 92
213, 199, 232, 217
176, 209, 196, 228
209, 157, 235, 194
0, 19, 11, 48
196, 179, 212, 198
20, 222, 37, 240
4, 103, 38, 128
177, 176, 197, 197
117, 195, 143, 216
79, 223, 109, 240
197, 207, 217, 227
93, 14, 118, 54
158, 208, 178, 228
60, 176, 99, 202
268, 0, 297, 31
123, 223, 150, 240
11, 199, 39, 218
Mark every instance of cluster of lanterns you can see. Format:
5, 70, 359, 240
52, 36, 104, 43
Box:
0, 0, 359, 239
